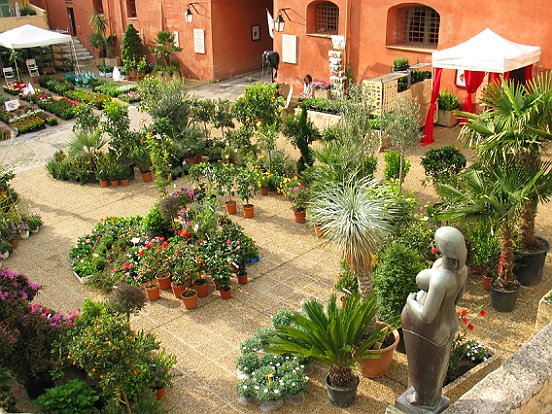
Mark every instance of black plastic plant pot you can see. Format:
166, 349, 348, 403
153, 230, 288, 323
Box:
490, 281, 520, 312
514, 237, 549, 286
325, 373, 359, 408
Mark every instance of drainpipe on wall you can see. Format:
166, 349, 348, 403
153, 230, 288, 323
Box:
344, 0, 351, 80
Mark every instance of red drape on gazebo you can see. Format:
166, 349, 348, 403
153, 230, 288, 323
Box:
525, 64, 533, 81
462, 70, 486, 112
420, 67, 442, 146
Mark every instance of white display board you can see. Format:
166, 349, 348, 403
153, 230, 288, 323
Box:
282, 34, 297, 64
193, 29, 205, 54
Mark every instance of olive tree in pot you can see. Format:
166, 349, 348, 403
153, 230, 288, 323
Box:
437, 165, 549, 312
372, 241, 425, 356
459, 73, 552, 286
268, 293, 391, 407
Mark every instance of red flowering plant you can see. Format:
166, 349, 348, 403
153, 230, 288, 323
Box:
135, 237, 175, 284
447, 306, 492, 383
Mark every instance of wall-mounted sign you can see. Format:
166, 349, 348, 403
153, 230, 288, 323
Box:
173, 31, 180, 48
282, 34, 297, 64
5, 99, 19, 112
252, 24, 260, 41
193, 28, 205, 54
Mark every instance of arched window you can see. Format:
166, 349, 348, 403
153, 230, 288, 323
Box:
392, 5, 440, 48
314, 2, 339, 34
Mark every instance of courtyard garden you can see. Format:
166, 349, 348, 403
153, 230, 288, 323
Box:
0, 69, 551, 413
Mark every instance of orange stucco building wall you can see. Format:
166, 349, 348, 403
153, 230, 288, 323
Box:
273, 0, 552, 94
32, 0, 274, 81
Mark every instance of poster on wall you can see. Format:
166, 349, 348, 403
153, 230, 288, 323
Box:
455, 69, 466, 88
251, 25, 260, 41
331, 35, 345, 50
282, 34, 297, 64
193, 29, 206, 54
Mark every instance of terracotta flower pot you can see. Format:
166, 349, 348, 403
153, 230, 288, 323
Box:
314, 224, 325, 238
181, 289, 198, 309
111, 180, 119, 187
193, 279, 209, 297
260, 188, 269, 196
355, 322, 400, 378
156, 274, 172, 290
483, 275, 494, 292
121, 178, 130, 186
99, 179, 108, 188
243, 204, 255, 219
294, 210, 306, 223
237, 274, 248, 285
172, 283, 187, 299
145, 282, 160, 301
220, 287, 232, 300
225, 201, 237, 215
155, 387, 166, 400
142, 171, 153, 182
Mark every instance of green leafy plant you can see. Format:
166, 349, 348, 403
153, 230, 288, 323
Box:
384, 151, 411, 182
150, 31, 182, 67
283, 104, 318, 172
269, 293, 392, 389
334, 260, 358, 294
466, 223, 501, 277
372, 242, 424, 323
121, 24, 145, 69
35, 379, 99, 414
236, 165, 259, 207
392, 57, 409, 71
421, 146, 466, 187
232, 83, 284, 130
438, 91, 460, 111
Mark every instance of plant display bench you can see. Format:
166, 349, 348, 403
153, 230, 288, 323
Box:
293, 107, 341, 131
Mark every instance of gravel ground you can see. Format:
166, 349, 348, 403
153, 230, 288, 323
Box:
3, 94, 551, 412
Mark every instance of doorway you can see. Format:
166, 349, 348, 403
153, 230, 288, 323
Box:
67, 8, 77, 35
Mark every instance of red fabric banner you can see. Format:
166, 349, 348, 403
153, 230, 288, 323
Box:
488, 72, 501, 84
420, 67, 442, 146
462, 70, 485, 113
525, 64, 533, 82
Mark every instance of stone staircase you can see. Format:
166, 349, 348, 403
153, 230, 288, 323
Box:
52, 37, 94, 69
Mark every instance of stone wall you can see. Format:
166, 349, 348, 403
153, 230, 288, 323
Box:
444, 323, 552, 414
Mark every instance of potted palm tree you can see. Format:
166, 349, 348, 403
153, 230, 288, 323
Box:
269, 293, 392, 407
437, 165, 550, 311
459, 73, 552, 285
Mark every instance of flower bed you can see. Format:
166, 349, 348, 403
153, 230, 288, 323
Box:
10, 111, 46, 134
36, 97, 78, 120
3, 82, 27, 95
93, 81, 137, 97
38, 76, 75, 95
64, 89, 111, 110
119, 90, 142, 103
70, 193, 258, 293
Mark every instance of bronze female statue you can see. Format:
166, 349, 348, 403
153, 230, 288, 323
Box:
397, 226, 468, 413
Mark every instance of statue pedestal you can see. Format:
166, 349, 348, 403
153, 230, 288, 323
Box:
395, 387, 449, 414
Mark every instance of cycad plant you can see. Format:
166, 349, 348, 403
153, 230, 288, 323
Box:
268, 293, 391, 390
437, 165, 551, 289
458, 72, 552, 250
308, 178, 395, 301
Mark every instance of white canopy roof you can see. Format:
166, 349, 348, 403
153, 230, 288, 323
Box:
432, 28, 541, 73
0, 24, 71, 49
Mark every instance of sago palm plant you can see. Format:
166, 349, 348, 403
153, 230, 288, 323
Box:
458, 72, 552, 249
268, 293, 391, 388
308, 178, 395, 300
437, 164, 551, 289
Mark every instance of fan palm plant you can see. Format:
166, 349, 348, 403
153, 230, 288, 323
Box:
437, 164, 552, 289
150, 31, 182, 67
67, 129, 106, 171
458, 72, 552, 249
308, 178, 396, 301
268, 293, 391, 404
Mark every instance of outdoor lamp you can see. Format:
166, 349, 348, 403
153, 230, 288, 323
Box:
274, 8, 291, 33
274, 13, 285, 32
185, 7, 193, 23
185, 3, 199, 24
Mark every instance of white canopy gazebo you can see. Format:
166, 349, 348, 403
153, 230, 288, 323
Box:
0, 24, 78, 81
422, 28, 541, 145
